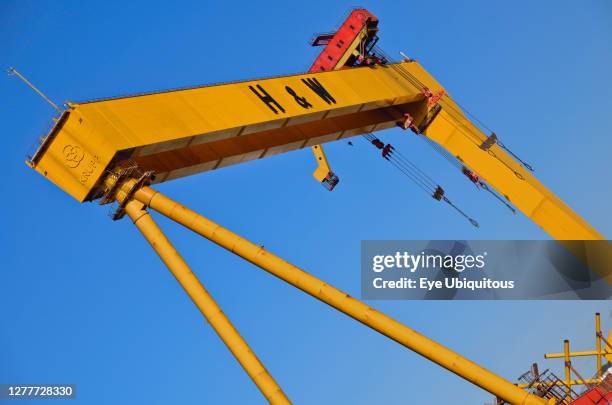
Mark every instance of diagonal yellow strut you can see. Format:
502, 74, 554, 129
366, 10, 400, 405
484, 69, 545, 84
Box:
124, 183, 550, 405
119, 194, 290, 404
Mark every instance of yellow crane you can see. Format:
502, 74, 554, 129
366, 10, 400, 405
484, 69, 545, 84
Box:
15, 8, 608, 405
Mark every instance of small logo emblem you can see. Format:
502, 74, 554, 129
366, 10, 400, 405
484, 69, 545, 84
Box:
62, 145, 84, 168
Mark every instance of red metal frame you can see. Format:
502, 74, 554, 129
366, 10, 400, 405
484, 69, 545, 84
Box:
307, 8, 379, 192
309, 9, 378, 73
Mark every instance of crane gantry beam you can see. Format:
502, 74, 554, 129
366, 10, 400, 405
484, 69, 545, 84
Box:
30, 61, 425, 202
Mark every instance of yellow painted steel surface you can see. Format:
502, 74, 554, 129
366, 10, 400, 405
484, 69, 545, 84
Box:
30, 58, 603, 241
311, 144, 333, 182
121, 195, 290, 404
423, 108, 603, 240
127, 184, 549, 405
31, 62, 427, 202
389, 61, 604, 241
564, 340, 571, 401
545, 349, 612, 359
607, 330, 612, 363
596, 313, 602, 377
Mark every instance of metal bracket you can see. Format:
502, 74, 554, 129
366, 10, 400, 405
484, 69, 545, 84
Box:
99, 165, 154, 220
480, 132, 498, 151
398, 113, 419, 133
427, 90, 446, 108
311, 144, 339, 191
311, 32, 336, 46
417, 103, 442, 134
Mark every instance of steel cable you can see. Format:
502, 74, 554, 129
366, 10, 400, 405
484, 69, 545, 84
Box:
362, 133, 479, 228
375, 46, 534, 174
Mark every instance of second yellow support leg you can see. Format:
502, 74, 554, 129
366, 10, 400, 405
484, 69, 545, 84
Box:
132, 185, 548, 405
123, 198, 290, 405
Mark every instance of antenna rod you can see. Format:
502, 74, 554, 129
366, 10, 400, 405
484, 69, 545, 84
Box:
7, 67, 62, 112
399, 51, 413, 61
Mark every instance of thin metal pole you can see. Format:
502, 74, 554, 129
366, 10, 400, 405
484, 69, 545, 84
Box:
518, 379, 600, 389
564, 340, 571, 402
123, 198, 290, 405
568, 363, 592, 390
545, 349, 610, 359
599, 332, 612, 352
595, 312, 602, 378
132, 185, 549, 405
7, 67, 62, 112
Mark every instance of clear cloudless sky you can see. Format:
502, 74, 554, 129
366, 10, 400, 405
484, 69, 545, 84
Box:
1, 1, 611, 404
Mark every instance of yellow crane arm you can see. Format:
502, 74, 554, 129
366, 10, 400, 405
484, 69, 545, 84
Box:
29, 62, 427, 202
29, 59, 603, 240
396, 61, 603, 240
424, 108, 602, 240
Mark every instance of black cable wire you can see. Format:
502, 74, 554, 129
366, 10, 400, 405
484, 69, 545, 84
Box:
363, 134, 435, 193
387, 156, 437, 192
442, 197, 480, 228
364, 133, 437, 189
388, 59, 529, 178
362, 133, 479, 228
376, 47, 490, 132
370, 48, 524, 220
362, 58, 517, 218
422, 137, 464, 170
422, 135, 516, 213
497, 141, 534, 172
388, 159, 436, 195
480, 183, 516, 214
388, 154, 437, 188
391, 149, 439, 187
376, 46, 535, 174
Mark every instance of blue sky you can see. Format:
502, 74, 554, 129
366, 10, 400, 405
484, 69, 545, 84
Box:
1, 1, 611, 404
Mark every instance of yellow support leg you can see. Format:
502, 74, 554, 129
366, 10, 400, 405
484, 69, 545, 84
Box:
130, 185, 548, 405
122, 197, 291, 405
